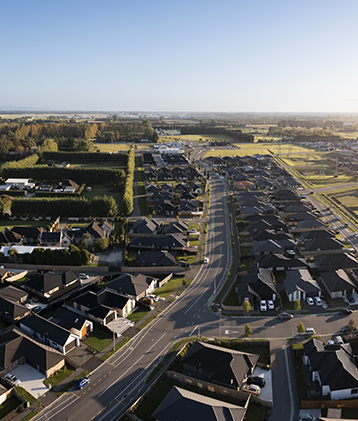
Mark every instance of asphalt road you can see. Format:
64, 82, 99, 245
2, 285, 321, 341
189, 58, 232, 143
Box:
34, 171, 358, 421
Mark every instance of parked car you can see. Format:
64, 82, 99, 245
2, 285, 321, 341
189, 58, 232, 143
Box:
347, 294, 355, 303
246, 376, 265, 388
327, 340, 334, 345
5, 373, 21, 386
32, 306, 42, 313
340, 324, 356, 332
242, 383, 261, 395
278, 312, 293, 320
337, 215, 342, 220
142, 297, 154, 305
260, 300, 267, 312
267, 300, 274, 310
314, 297, 322, 306
306, 297, 314, 306
75, 377, 90, 390
203, 257, 209, 264
79, 273, 89, 280
333, 335, 344, 344
302, 327, 315, 336
189, 229, 198, 234
354, 233, 358, 238
339, 308, 353, 315
25, 303, 32, 309
146, 294, 159, 302
344, 223, 349, 228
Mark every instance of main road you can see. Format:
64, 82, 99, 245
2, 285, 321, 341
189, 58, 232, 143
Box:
34, 174, 233, 421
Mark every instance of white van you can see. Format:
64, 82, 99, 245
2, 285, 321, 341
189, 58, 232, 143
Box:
303, 328, 315, 335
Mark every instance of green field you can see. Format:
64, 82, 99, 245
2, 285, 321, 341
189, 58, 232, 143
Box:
93, 143, 131, 152
0, 219, 46, 230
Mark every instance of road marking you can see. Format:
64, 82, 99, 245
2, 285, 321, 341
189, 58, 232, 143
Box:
189, 325, 199, 336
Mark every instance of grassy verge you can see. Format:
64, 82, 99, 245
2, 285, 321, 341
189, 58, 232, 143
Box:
21, 410, 39, 421
15, 387, 36, 405
84, 328, 112, 353
127, 307, 151, 323
155, 277, 185, 298
43, 364, 76, 388
56, 370, 90, 396
101, 337, 130, 361
138, 314, 157, 330
145, 363, 164, 384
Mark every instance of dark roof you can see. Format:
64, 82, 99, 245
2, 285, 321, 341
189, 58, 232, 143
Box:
131, 218, 160, 234
11, 226, 45, 239
23, 270, 78, 294
0, 231, 23, 243
52, 307, 87, 331
303, 238, 343, 251
74, 289, 131, 313
41, 232, 61, 243
241, 268, 278, 298
283, 269, 321, 295
164, 221, 189, 234
20, 314, 73, 346
152, 386, 246, 421
181, 341, 259, 388
106, 273, 157, 297
315, 253, 358, 271
130, 235, 187, 249
136, 250, 177, 266
320, 269, 355, 292
0, 285, 28, 303
257, 254, 307, 269
86, 221, 104, 239
0, 296, 29, 321
0, 326, 64, 373
303, 339, 358, 392
300, 230, 336, 240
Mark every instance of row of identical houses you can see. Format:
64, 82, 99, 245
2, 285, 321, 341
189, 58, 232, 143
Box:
235, 188, 358, 309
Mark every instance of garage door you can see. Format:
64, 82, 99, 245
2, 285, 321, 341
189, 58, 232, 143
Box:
106, 312, 116, 324
64, 339, 76, 354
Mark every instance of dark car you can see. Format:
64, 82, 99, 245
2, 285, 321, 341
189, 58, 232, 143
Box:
247, 376, 265, 388
347, 294, 355, 304
278, 312, 294, 320
339, 308, 353, 316
32, 306, 42, 313
76, 377, 90, 390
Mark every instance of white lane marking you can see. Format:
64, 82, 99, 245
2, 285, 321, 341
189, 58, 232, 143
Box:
189, 325, 198, 336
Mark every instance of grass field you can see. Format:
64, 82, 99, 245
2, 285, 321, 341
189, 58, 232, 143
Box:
154, 277, 185, 298
43, 364, 76, 388
126, 307, 151, 323
93, 143, 131, 152
337, 194, 358, 212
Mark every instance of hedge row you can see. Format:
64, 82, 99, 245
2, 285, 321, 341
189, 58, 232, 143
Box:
2, 166, 126, 185
41, 151, 128, 165
11, 195, 118, 217
123, 148, 135, 215
1, 153, 39, 170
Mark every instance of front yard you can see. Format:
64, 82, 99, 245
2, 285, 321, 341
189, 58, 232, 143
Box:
84, 328, 113, 352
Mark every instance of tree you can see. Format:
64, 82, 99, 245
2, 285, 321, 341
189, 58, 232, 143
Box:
244, 324, 252, 338
349, 318, 356, 331
294, 299, 301, 311
297, 322, 305, 335
242, 300, 252, 314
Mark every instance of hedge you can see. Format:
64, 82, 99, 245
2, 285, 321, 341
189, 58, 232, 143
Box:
41, 151, 128, 165
123, 148, 135, 215
1, 153, 39, 170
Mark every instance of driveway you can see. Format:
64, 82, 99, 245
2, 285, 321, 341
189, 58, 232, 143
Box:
11, 364, 48, 398
106, 317, 135, 337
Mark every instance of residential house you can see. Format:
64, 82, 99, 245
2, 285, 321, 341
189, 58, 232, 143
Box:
252, 239, 296, 256
0, 326, 65, 378
131, 218, 161, 235
22, 270, 80, 303
40, 231, 71, 247
315, 253, 358, 272
11, 226, 45, 244
55, 179, 79, 193
105, 273, 158, 301
237, 268, 278, 307
179, 200, 202, 216
290, 219, 326, 233
300, 230, 336, 241
301, 238, 344, 255
181, 341, 259, 390
303, 338, 358, 400
20, 314, 79, 354
51, 307, 93, 340
129, 235, 188, 251
0, 230, 23, 245
136, 250, 177, 267
320, 269, 356, 299
163, 221, 189, 235
283, 269, 321, 302
152, 386, 246, 421
256, 254, 307, 271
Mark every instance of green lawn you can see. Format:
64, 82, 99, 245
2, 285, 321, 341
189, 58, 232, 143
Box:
21, 410, 38, 421
56, 370, 90, 396
9, 276, 28, 288
0, 395, 22, 418
43, 364, 76, 388
126, 307, 151, 323
84, 328, 112, 352
16, 387, 36, 405
0, 219, 46, 230
138, 314, 157, 330
155, 277, 185, 298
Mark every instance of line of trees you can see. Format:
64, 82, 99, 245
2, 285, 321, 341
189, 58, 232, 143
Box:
1, 166, 126, 185
41, 151, 128, 165
180, 125, 254, 142
11, 195, 118, 217
18, 245, 93, 266
123, 148, 135, 215
2, 153, 39, 170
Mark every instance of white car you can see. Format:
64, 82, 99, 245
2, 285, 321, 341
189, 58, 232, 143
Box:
337, 215, 342, 220
79, 273, 89, 280
260, 300, 267, 312
314, 297, 322, 306
306, 297, 314, 306
354, 233, 358, 238
203, 257, 209, 264
189, 229, 198, 234
267, 300, 274, 310
242, 383, 261, 395
147, 294, 159, 302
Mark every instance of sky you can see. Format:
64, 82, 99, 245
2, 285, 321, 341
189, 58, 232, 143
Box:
2, 0, 358, 113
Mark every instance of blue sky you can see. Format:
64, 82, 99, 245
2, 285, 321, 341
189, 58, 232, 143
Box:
2, 0, 358, 112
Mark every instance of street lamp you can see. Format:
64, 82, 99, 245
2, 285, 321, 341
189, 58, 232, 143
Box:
218, 308, 222, 338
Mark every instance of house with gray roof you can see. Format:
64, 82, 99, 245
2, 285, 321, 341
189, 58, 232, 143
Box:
315, 253, 358, 272
303, 338, 358, 400
256, 254, 307, 271
320, 269, 356, 299
152, 386, 246, 421
130, 217, 161, 235
105, 273, 158, 301
283, 269, 321, 302
181, 341, 259, 390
